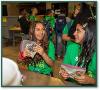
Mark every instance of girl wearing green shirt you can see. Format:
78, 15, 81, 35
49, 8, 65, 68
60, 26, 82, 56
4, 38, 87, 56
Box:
44, 9, 55, 40
62, 4, 81, 53
28, 7, 38, 21
18, 21, 55, 75
60, 18, 96, 85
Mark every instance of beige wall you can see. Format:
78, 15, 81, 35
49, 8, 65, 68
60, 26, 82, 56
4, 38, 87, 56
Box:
46, 2, 52, 10
4, 2, 95, 16
6, 3, 52, 16
68, 2, 80, 17
7, 4, 19, 16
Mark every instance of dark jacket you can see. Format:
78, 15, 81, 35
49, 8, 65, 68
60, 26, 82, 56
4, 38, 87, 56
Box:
18, 16, 30, 34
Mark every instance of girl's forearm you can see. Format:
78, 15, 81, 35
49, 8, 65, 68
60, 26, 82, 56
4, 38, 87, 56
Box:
42, 52, 54, 67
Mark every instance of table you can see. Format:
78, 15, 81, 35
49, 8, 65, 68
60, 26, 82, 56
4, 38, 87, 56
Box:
21, 70, 65, 86
21, 70, 81, 86
9, 26, 21, 46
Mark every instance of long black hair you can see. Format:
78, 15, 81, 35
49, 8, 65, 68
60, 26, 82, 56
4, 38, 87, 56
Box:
77, 18, 96, 71
69, 3, 94, 39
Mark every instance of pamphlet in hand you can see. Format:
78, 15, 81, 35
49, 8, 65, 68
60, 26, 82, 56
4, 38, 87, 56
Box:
20, 40, 37, 58
60, 64, 86, 78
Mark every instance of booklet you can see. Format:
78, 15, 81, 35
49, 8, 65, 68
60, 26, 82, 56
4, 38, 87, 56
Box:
20, 40, 37, 58
60, 64, 86, 78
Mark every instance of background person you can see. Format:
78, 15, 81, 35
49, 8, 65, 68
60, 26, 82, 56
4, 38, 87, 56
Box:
18, 8, 30, 40
28, 7, 38, 22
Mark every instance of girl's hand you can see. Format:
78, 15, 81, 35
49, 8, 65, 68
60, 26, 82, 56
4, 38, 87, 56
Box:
33, 45, 44, 56
23, 48, 31, 57
74, 72, 96, 84
59, 68, 69, 79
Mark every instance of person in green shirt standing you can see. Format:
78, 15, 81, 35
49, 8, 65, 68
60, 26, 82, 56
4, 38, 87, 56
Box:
18, 21, 55, 76
62, 4, 81, 57
60, 18, 96, 85
62, 3, 92, 53
28, 7, 38, 22
62, 4, 81, 48
43, 9, 55, 40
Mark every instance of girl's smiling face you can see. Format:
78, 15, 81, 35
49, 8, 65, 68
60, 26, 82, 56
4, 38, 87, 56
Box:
34, 23, 45, 41
73, 24, 85, 44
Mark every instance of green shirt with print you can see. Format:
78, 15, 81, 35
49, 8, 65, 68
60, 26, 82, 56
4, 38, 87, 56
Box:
63, 42, 96, 79
28, 40, 55, 75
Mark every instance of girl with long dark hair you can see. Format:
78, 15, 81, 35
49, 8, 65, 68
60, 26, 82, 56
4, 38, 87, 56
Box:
60, 18, 96, 85
18, 21, 55, 75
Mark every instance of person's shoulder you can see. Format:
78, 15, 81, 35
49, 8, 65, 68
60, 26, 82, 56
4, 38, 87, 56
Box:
29, 15, 35, 18
45, 15, 49, 18
18, 15, 22, 19
51, 16, 55, 19
18, 16, 23, 22
67, 42, 80, 50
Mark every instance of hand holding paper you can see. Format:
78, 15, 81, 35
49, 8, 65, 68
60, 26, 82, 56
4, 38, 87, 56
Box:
60, 64, 86, 79
33, 44, 44, 56
20, 40, 37, 58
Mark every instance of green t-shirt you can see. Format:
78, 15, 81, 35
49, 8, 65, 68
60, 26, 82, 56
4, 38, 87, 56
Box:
28, 15, 37, 21
63, 20, 74, 34
44, 16, 56, 41
44, 16, 55, 29
63, 42, 96, 79
28, 40, 55, 75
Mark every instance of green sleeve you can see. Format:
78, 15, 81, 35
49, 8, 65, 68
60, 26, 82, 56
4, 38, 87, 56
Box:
28, 15, 30, 20
63, 44, 71, 64
62, 25, 69, 34
29, 15, 36, 21
45, 16, 48, 20
63, 43, 80, 65
44, 16, 55, 29
62, 20, 74, 34
87, 52, 96, 79
48, 41, 55, 61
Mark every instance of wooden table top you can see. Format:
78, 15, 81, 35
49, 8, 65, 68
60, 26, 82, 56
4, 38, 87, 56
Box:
21, 70, 65, 86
